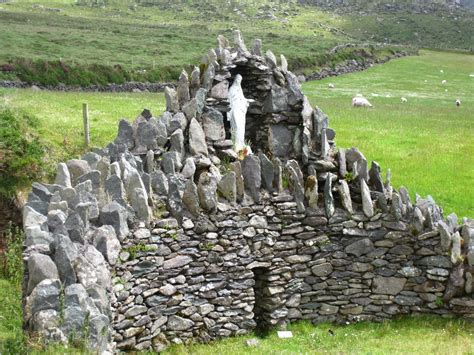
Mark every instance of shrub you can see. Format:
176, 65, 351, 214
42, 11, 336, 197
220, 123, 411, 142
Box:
0, 109, 46, 199
0, 223, 24, 285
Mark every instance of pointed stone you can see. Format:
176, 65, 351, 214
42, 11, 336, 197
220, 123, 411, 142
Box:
376, 192, 388, 213
272, 158, 283, 193
181, 158, 196, 179
145, 150, 154, 174
218, 172, 237, 203
321, 129, 330, 159
338, 149, 347, 177
167, 176, 184, 224
252, 38, 262, 56
286, 160, 303, 186
183, 179, 200, 217
305, 176, 318, 209
338, 180, 353, 214
293, 127, 302, 159
451, 232, 462, 264
280, 54, 288, 72
189, 118, 208, 156
302, 127, 311, 165
412, 206, 424, 234
182, 98, 198, 121
231, 161, 244, 203
259, 153, 274, 193
177, 69, 190, 108
313, 107, 328, 139
208, 48, 217, 63
190, 66, 201, 98
217, 34, 229, 49
170, 129, 185, 159
105, 175, 125, 202
360, 179, 374, 218
302, 96, 313, 130
233, 29, 249, 54
369, 161, 384, 193
164, 87, 179, 113
399, 186, 412, 211
438, 220, 452, 252
241, 155, 261, 203
201, 62, 215, 91
210, 80, 229, 100
324, 173, 335, 217
462, 224, 474, 265
288, 167, 305, 213
197, 172, 218, 213
391, 192, 402, 220
265, 50, 277, 68
55, 163, 71, 188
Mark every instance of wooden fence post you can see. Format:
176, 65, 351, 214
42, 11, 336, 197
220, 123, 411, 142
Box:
83, 103, 90, 147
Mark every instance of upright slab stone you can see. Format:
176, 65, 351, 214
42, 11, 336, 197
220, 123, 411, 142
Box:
324, 173, 335, 217
189, 118, 209, 156
55, 163, 72, 188
167, 176, 184, 224
177, 69, 190, 108
197, 172, 218, 213
190, 66, 201, 98
288, 166, 305, 213
360, 179, 374, 218
259, 153, 274, 193
273, 158, 283, 193
252, 38, 262, 56
164, 87, 179, 113
338, 180, 353, 214
231, 161, 245, 203
217, 172, 237, 203
304, 175, 318, 209
99, 201, 129, 240
202, 108, 225, 141
183, 179, 200, 217
369, 161, 384, 193
241, 155, 261, 203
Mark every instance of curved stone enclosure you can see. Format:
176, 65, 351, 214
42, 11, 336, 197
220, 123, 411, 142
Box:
22, 31, 474, 352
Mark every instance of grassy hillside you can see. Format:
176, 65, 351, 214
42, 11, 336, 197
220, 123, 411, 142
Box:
0, 0, 472, 85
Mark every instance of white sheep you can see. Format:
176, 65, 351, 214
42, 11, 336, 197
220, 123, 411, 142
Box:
401, 97, 407, 103
328, 83, 335, 89
352, 95, 373, 108
442, 80, 447, 85
440, 69, 444, 73
456, 99, 461, 107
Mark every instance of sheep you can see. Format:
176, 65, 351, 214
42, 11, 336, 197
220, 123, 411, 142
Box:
456, 99, 461, 107
442, 80, 447, 85
401, 97, 407, 103
352, 95, 373, 108
440, 69, 444, 73
328, 83, 335, 89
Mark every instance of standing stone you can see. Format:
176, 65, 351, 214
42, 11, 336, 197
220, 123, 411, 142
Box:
338, 148, 347, 177
170, 129, 185, 159
168, 176, 184, 224
273, 158, 283, 193
462, 224, 474, 266
195, 88, 207, 120
369, 161, 385, 193
313, 107, 328, 139
190, 66, 201, 98
391, 192, 403, 220
201, 62, 215, 91
252, 38, 262, 56
438, 220, 452, 252
164, 87, 179, 113
302, 127, 311, 165
288, 166, 305, 213
177, 69, 190, 108
189, 118, 209, 156
183, 179, 200, 217
265, 50, 277, 68
182, 98, 198, 121
197, 172, 218, 213
360, 179, 374, 218
280, 54, 288, 72
168, 112, 187, 134
320, 129, 330, 159
241, 155, 261, 203
151, 170, 169, 196
233, 29, 249, 54
259, 153, 274, 193
55, 163, 72, 188
92, 225, 121, 266
292, 127, 302, 159
66, 159, 91, 185
114, 120, 135, 150
231, 161, 245, 203
338, 180, 353, 214
145, 150, 154, 174
54, 235, 78, 286
304, 176, 318, 209
324, 173, 335, 217
217, 172, 237, 203
451, 232, 462, 264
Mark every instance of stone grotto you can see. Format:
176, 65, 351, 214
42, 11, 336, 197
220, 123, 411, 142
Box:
21, 30, 474, 353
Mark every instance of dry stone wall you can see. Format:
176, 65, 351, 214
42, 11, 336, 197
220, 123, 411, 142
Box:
22, 31, 474, 353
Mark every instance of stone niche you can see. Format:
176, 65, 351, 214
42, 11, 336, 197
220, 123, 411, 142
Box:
22, 30, 474, 353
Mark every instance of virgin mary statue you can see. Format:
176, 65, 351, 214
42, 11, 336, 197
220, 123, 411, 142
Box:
228, 74, 252, 155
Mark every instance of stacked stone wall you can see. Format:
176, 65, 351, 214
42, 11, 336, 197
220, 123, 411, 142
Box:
21, 31, 474, 353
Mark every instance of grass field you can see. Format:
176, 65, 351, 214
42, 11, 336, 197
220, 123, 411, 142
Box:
163, 316, 474, 354
303, 49, 474, 218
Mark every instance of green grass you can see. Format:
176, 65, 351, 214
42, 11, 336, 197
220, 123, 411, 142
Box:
0, 89, 165, 165
0, 279, 24, 354
302, 50, 474, 218
163, 316, 474, 354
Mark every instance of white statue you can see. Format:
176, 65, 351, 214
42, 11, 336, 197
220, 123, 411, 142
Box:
228, 74, 253, 155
